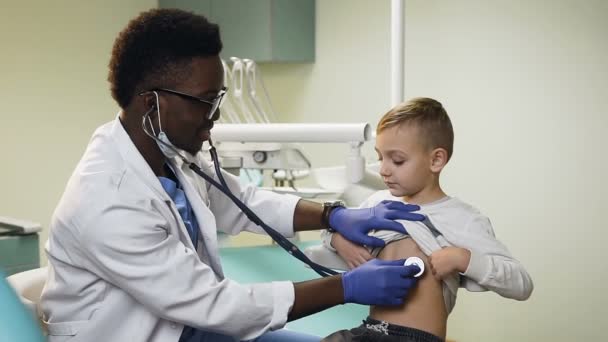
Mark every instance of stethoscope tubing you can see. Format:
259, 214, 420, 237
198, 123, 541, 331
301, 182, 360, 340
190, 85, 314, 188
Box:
141, 108, 338, 277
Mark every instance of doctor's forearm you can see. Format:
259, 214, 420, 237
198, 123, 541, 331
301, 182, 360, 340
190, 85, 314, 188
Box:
292, 199, 325, 232
288, 275, 344, 321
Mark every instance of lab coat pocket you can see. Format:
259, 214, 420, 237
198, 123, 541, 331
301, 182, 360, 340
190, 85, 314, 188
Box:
44, 319, 89, 336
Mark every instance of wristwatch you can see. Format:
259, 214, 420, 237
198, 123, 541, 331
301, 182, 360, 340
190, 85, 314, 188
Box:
322, 200, 345, 231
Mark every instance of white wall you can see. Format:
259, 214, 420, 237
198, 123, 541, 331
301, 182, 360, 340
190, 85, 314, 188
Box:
1, 0, 605, 340
260, 0, 607, 341
0, 1, 156, 260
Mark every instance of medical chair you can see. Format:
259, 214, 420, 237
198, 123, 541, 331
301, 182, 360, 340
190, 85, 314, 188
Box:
6, 266, 48, 334
2, 268, 46, 341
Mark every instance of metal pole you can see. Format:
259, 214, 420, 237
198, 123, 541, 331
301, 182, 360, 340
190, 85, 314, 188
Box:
390, 0, 405, 106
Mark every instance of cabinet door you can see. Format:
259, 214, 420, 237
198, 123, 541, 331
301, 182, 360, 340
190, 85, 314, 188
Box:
210, 0, 273, 61
0, 234, 40, 276
159, 0, 212, 16
159, 0, 315, 62
271, 0, 315, 62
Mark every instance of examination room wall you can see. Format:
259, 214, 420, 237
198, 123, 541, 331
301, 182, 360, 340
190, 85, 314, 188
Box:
0, 1, 605, 341
259, 0, 607, 341
0, 2, 156, 260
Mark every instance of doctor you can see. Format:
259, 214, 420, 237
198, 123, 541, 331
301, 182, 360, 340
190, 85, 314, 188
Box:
41, 8, 424, 342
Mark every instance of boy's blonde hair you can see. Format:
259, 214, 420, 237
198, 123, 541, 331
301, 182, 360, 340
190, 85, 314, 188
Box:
377, 97, 454, 161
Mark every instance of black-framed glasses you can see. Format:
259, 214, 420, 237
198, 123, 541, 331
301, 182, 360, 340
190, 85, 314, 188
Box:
143, 87, 227, 119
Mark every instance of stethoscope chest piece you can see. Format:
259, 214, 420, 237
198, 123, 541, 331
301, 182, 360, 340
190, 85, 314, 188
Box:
404, 257, 425, 278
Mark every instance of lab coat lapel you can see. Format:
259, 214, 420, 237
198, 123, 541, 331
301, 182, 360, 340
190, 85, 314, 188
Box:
110, 116, 198, 252
111, 115, 223, 276
171, 160, 224, 278
110, 116, 169, 201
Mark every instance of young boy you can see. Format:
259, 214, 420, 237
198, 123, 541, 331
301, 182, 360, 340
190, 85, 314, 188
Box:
306, 98, 533, 342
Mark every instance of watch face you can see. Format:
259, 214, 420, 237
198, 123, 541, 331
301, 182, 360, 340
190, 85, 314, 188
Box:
325, 201, 344, 207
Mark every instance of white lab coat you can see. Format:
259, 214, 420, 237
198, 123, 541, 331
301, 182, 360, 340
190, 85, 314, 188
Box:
40, 117, 301, 342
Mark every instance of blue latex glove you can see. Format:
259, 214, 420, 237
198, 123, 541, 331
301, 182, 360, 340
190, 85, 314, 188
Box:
342, 259, 421, 306
329, 200, 425, 247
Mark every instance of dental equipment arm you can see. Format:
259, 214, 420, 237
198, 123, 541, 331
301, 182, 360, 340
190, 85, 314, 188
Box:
229, 57, 258, 123
213, 123, 370, 143
213, 123, 371, 183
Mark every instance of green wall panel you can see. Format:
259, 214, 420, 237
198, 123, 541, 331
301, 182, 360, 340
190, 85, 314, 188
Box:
211, 0, 272, 61
159, 0, 211, 16
272, 0, 315, 62
159, 0, 315, 62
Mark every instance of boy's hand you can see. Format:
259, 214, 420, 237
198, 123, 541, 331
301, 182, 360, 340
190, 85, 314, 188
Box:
428, 247, 471, 280
331, 233, 373, 269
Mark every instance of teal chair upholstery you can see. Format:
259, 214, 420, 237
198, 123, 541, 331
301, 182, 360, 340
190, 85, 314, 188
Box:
0, 270, 45, 342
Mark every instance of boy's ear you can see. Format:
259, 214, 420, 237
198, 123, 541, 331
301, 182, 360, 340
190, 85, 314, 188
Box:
429, 148, 448, 173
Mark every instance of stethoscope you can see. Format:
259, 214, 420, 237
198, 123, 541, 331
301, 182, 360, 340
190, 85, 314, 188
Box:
140, 96, 338, 277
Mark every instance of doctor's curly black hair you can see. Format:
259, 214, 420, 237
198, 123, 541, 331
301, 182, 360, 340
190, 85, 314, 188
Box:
108, 8, 222, 109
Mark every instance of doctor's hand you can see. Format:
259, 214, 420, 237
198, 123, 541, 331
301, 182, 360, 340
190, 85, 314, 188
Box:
342, 259, 421, 306
331, 233, 373, 269
329, 200, 425, 248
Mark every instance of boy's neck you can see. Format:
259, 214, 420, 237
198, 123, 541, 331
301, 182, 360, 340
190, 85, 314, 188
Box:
402, 184, 447, 206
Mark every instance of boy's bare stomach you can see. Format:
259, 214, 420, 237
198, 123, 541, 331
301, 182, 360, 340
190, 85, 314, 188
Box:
370, 237, 447, 339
